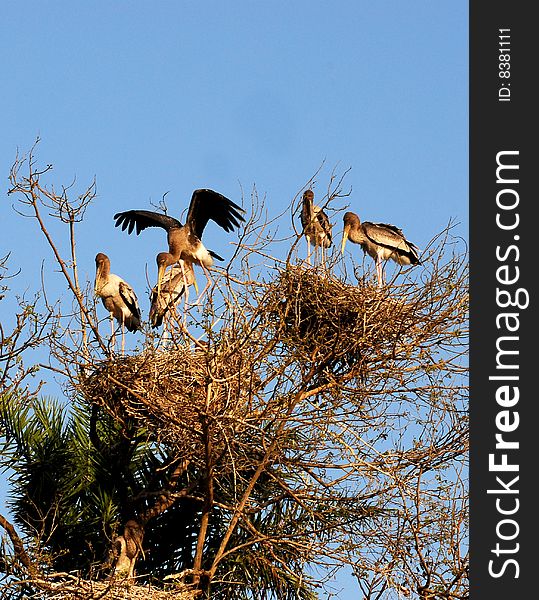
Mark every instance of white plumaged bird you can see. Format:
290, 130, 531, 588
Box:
94, 252, 141, 352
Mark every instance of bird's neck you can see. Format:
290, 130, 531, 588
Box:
163, 252, 177, 268
303, 197, 314, 215
98, 262, 111, 280
168, 229, 188, 261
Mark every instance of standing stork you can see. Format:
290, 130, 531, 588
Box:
94, 253, 141, 353
113, 189, 245, 301
149, 256, 196, 328
299, 190, 332, 264
341, 211, 420, 287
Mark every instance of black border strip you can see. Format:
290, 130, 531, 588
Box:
470, 2, 534, 597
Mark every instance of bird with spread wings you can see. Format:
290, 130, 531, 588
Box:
114, 188, 245, 302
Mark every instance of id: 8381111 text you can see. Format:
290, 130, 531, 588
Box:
498, 28, 511, 102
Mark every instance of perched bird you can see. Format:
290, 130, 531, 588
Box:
299, 190, 332, 264
94, 253, 141, 353
341, 211, 420, 287
113, 189, 245, 298
149, 257, 195, 328
112, 519, 144, 581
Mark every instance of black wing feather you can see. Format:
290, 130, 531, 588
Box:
209, 249, 224, 261
364, 222, 420, 264
113, 210, 182, 235
118, 282, 141, 332
317, 210, 332, 245
149, 286, 186, 328
187, 189, 245, 239
118, 282, 141, 320
370, 221, 406, 238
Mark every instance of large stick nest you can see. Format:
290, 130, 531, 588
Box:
81, 343, 261, 466
261, 265, 421, 378
26, 576, 199, 599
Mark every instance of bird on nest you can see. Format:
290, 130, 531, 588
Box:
299, 189, 332, 264
149, 258, 195, 329
113, 188, 245, 302
94, 252, 141, 353
341, 211, 420, 287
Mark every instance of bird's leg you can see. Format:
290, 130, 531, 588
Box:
376, 257, 384, 288
179, 261, 190, 309
188, 265, 212, 307
162, 313, 171, 347
121, 323, 126, 356
316, 244, 323, 267
109, 313, 116, 352
196, 265, 212, 305
306, 238, 311, 266
179, 262, 201, 319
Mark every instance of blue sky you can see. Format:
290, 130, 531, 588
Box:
1, 2, 468, 596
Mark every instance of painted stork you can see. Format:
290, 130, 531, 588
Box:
94, 253, 141, 353
113, 189, 245, 298
149, 256, 195, 328
299, 190, 332, 264
341, 211, 420, 287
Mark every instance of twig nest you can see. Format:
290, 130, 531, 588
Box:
261, 265, 419, 377
81, 344, 260, 465
25, 575, 200, 599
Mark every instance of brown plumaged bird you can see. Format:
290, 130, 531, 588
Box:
113, 519, 144, 581
299, 190, 332, 264
94, 253, 141, 353
341, 211, 420, 287
149, 257, 196, 328
113, 189, 245, 298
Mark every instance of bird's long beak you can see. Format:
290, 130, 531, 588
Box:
341, 227, 349, 254
193, 275, 199, 295
157, 263, 166, 296
94, 275, 101, 296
